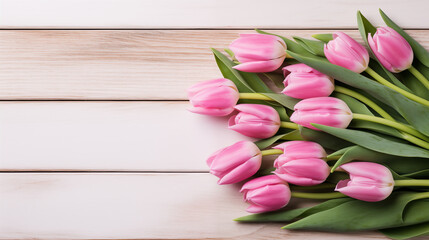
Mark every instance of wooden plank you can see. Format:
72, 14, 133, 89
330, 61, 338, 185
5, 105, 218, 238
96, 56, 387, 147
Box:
0, 30, 428, 100
0, 101, 255, 171
0, 0, 427, 29
0, 173, 388, 239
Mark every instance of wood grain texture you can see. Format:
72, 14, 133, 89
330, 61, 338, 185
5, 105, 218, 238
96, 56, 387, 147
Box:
0, 0, 428, 28
0, 173, 390, 240
0, 101, 255, 171
0, 30, 428, 100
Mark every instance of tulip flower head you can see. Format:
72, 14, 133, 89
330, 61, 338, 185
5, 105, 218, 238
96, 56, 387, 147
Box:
187, 78, 239, 116
207, 141, 262, 185
229, 34, 287, 73
290, 97, 353, 130
282, 63, 335, 99
273, 141, 330, 186
324, 32, 370, 73
240, 175, 291, 213
228, 104, 280, 139
335, 162, 394, 202
368, 27, 413, 73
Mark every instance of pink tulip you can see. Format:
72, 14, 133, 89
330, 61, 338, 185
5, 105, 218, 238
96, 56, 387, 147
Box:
368, 27, 413, 73
290, 97, 353, 130
282, 63, 335, 99
273, 141, 330, 186
228, 104, 280, 139
335, 162, 394, 202
207, 141, 262, 185
240, 175, 291, 213
187, 78, 239, 116
229, 34, 286, 73
324, 32, 370, 73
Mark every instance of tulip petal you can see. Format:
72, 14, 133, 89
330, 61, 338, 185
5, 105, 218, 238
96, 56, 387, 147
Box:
338, 162, 394, 186
335, 180, 393, 202
218, 154, 262, 184
233, 57, 285, 73
246, 184, 290, 208
209, 141, 260, 174
240, 175, 286, 192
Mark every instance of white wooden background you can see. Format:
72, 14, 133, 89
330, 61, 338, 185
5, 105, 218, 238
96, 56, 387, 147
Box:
0, 1, 428, 239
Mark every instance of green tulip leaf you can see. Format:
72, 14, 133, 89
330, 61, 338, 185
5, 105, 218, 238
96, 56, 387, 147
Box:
287, 51, 429, 137
280, 129, 303, 141
332, 92, 374, 116
380, 9, 429, 68
312, 34, 333, 43
299, 126, 353, 151
402, 169, 429, 179
212, 48, 254, 92
312, 124, 429, 158
260, 93, 300, 110
328, 146, 355, 157
368, 60, 411, 92
260, 72, 285, 89
397, 61, 429, 100
274, 105, 289, 121
235, 198, 352, 222
381, 221, 429, 240
212, 48, 274, 93
349, 120, 403, 139
330, 145, 392, 172
254, 133, 288, 150
357, 11, 412, 92
283, 192, 429, 231
292, 37, 325, 57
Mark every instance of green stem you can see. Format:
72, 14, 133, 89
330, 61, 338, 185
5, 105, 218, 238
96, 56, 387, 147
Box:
261, 149, 283, 156
280, 131, 304, 141
326, 155, 341, 161
413, 192, 429, 200
280, 122, 299, 130
395, 179, 429, 187
291, 192, 346, 199
335, 86, 429, 149
365, 67, 429, 107
239, 93, 273, 101
409, 66, 429, 91
401, 133, 429, 150
352, 113, 429, 143
334, 86, 393, 120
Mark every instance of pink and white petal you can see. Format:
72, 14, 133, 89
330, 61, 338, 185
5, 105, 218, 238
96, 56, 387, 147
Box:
233, 58, 285, 73
240, 175, 286, 192
218, 155, 262, 185
187, 106, 235, 116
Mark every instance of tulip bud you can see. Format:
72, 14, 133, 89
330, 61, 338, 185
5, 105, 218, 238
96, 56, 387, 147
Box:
187, 78, 239, 116
335, 162, 394, 202
282, 63, 335, 99
207, 141, 262, 185
324, 32, 370, 73
240, 175, 291, 213
273, 141, 330, 186
290, 97, 353, 130
229, 34, 287, 73
228, 104, 280, 139
368, 27, 413, 73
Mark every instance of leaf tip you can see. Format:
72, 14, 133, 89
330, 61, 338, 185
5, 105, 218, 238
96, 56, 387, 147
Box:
281, 224, 293, 230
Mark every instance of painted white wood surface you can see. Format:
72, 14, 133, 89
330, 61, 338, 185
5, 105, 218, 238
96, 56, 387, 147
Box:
0, 30, 428, 100
0, 101, 253, 171
0, 0, 428, 29
0, 173, 388, 239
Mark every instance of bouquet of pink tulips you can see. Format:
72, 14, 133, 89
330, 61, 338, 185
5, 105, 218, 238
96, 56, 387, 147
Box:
188, 9, 429, 240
